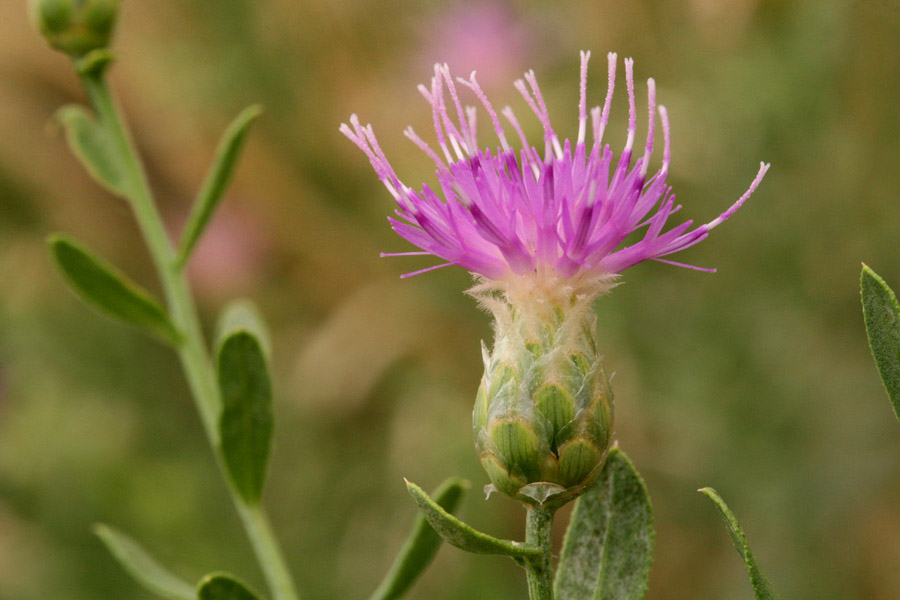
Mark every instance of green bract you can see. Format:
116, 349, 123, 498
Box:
29, 0, 119, 57
473, 289, 613, 508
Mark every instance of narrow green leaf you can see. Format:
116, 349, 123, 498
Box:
405, 479, 541, 558
197, 573, 262, 600
176, 105, 263, 267
369, 478, 468, 600
93, 523, 194, 600
216, 299, 272, 358
55, 104, 127, 198
48, 235, 181, 344
861, 264, 900, 423
217, 330, 273, 505
699, 488, 780, 600
555, 448, 653, 600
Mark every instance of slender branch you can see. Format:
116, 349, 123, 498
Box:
524, 507, 555, 600
79, 68, 300, 600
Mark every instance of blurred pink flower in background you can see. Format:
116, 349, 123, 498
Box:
184, 206, 270, 303
416, 1, 539, 91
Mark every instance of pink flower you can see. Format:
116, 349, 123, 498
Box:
342, 52, 768, 286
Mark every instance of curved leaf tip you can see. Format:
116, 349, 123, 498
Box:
860, 264, 900, 423
699, 487, 780, 600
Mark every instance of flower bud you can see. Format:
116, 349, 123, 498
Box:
29, 0, 119, 58
473, 289, 613, 508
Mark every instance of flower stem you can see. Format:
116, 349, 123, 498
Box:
79, 67, 300, 600
524, 506, 555, 600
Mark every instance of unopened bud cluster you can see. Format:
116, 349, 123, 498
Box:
29, 0, 119, 58
472, 282, 613, 508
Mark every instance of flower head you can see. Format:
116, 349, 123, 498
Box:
342, 52, 768, 300
342, 53, 768, 506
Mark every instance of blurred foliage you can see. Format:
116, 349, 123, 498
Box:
1, 0, 900, 599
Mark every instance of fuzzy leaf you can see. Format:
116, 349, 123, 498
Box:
555, 448, 654, 600
93, 524, 194, 600
197, 573, 261, 600
217, 330, 273, 505
699, 488, 780, 600
176, 105, 262, 267
861, 264, 900, 423
405, 479, 540, 558
48, 235, 180, 344
56, 104, 127, 198
369, 478, 468, 600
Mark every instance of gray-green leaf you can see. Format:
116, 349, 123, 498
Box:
48, 235, 181, 344
217, 330, 273, 505
197, 573, 262, 600
861, 264, 900, 423
55, 104, 127, 198
405, 479, 540, 558
369, 478, 468, 600
176, 105, 263, 267
699, 488, 780, 600
555, 448, 654, 600
93, 523, 195, 600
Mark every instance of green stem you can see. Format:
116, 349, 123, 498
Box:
524, 507, 555, 600
79, 68, 300, 600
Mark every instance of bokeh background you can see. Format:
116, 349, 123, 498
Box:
2, 0, 900, 598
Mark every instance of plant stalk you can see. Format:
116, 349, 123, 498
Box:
79, 68, 300, 600
524, 507, 555, 600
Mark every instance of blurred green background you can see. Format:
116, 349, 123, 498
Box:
2, 0, 900, 598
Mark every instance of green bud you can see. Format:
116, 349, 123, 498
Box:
473, 292, 613, 509
29, 0, 119, 58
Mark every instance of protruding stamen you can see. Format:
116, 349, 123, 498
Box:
361, 123, 402, 186
404, 126, 447, 170
501, 105, 541, 178
399, 262, 455, 279
590, 106, 601, 145
594, 52, 617, 147
339, 115, 390, 181
458, 72, 511, 151
438, 63, 475, 155
419, 73, 453, 164
578, 50, 591, 145
380, 251, 433, 257
624, 58, 636, 153
706, 162, 770, 229
640, 78, 656, 177
652, 257, 717, 272
658, 105, 671, 173
430, 69, 469, 161
466, 105, 478, 146
421, 69, 466, 161
516, 71, 562, 160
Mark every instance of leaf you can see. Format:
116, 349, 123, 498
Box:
217, 330, 273, 505
93, 523, 195, 600
55, 104, 127, 198
554, 448, 654, 600
216, 299, 272, 358
176, 105, 263, 267
405, 479, 540, 558
48, 235, 181, 344
197, 573, 262, 600
699, 488, 780, 600
861, 264, 900, 423
369, 478, 468, 600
